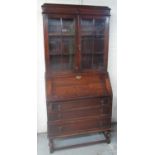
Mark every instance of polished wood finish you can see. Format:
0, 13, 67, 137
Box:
42, 3, 112, 153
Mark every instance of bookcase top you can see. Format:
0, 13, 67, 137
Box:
42, 3, 111, 15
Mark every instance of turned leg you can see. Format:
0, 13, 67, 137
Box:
104, 131, 111, 144
49, 139, 54, 153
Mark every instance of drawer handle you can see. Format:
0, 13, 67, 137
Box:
76, 75, 82, 80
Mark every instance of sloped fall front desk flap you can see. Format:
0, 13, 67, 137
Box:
46, 73, 112, 102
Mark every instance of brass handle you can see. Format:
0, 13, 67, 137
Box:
76, 75, 82, 79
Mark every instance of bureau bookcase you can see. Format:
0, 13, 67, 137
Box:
42, 3, 113, 153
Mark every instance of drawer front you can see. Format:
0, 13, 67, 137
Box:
48, 105, 111, 121
47, 97, 111, 113
48, 117, 111, 137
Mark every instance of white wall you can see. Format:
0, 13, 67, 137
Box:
37, 0, 117, 133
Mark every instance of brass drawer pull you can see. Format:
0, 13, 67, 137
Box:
76, 75, 82, 80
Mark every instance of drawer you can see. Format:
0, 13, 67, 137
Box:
47, 97, 111, 113
48, 117, 111, 137
48, 105, 111, 121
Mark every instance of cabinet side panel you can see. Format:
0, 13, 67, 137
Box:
103, 17, 110, 72
43, 14, 49, 68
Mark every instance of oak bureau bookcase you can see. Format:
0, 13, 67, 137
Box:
42, 3, 113, 153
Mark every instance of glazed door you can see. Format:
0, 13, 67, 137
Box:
79, 16, 107, 71
47, 15, 76, 73
46, 15, 108, 74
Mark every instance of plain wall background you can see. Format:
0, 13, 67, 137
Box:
37, 0, 117, 133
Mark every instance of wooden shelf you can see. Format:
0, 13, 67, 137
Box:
48, 33, 75, 37
82, 52, 103, 55
49, 53, 75, 56
81, 34, 104, 38
48, 33, 103, 37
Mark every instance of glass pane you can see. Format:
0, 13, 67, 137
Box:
62, 37, 75, 69
93, 54, 104, 69
81, 19, 94, 35
62, 19, 75, 35
50, 55, 62, 70
48, 18, 75, 72
93, 36, 104, 68
48, 18, 61, 34
80, 18, 105, 70
81, 36, 93, 53
94, 36, 104, 53
81, 55, 92, 69
81, 19, 94, 69
63, 37, 74, 54
62, 55, 75, 70
81, 36, 93, 69
95, 19, 105, 36
49, 37, 61, 55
